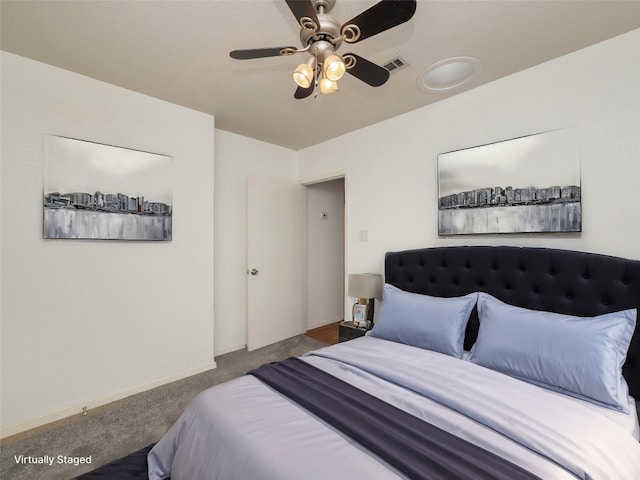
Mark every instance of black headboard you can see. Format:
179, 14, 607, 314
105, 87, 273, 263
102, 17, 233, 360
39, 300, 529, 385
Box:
384, 246, 640, 400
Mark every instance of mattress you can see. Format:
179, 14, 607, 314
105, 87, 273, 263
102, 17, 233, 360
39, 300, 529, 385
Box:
148, 337, 640, 480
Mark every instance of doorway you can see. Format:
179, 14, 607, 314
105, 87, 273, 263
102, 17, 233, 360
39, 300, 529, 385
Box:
305, 177, 345, 334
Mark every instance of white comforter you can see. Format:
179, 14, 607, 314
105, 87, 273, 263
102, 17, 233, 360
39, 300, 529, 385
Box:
148, 337, 640, 480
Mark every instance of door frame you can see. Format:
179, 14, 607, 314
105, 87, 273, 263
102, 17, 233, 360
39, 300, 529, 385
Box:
300, 170, 350, 330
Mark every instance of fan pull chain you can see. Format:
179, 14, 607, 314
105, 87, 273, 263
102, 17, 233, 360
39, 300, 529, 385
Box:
313, 51, 319, 99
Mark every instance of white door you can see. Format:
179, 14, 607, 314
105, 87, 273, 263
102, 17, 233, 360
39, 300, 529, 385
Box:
247, 174, 304, 351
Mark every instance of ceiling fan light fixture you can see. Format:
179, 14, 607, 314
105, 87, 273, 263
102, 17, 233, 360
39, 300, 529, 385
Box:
319, 77, 338, 94
293, 58, 316, 88
230, 0, 418, 99
324, 54, 346, 81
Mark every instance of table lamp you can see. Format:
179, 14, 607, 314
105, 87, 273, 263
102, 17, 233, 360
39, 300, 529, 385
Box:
348, 273, 383, 328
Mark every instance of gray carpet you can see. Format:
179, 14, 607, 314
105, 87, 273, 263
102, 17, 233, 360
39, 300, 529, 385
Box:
1, 334, 327, 480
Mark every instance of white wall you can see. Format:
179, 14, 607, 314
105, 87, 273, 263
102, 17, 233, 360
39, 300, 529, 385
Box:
0, 52, 215, 437
214, 129, 297, 354
306, 179, 345, 329
298, 29, 640, 312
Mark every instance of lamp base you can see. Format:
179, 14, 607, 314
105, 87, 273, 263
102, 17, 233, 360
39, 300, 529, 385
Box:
352, 298, 376, 328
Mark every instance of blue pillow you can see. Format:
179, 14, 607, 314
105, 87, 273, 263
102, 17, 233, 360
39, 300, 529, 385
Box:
369, 284, 477, 358
467, 293, 636, 412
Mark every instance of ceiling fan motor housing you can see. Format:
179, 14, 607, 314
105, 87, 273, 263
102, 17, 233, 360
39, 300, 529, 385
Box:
300, 13, 343, 57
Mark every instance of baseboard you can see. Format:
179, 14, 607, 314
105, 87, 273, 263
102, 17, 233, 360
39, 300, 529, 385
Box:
307, 317, 343, 331
214, 342, 246, 356
0, 360, 217, 441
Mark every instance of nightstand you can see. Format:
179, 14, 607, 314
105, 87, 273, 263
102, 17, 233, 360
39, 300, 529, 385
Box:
338, 321, 370, 342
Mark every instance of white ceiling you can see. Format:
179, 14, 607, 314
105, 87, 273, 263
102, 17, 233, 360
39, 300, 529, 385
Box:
2, 1, 639, 150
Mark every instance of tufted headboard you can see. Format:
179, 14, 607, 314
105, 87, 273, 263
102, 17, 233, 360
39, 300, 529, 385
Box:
384, 246, 640, 400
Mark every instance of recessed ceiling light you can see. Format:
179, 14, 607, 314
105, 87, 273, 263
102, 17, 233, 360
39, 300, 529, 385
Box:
417, 56, 482, 93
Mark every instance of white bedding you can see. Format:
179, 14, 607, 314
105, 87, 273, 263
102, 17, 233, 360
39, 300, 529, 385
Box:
547, 389, 639, 441
460, 350, 640, 440
148, 337, 640, 480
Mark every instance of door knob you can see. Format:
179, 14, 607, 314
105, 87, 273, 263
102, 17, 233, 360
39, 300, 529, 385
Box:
248, 268, 259, 276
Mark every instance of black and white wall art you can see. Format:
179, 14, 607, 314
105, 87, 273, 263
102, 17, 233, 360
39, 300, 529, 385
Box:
43, 135, 172, 240
438, 130, 581, 235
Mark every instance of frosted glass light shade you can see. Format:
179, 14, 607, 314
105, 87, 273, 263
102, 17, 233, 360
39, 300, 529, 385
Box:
293, 63, 314, 88
319, 78, 338, 94
324, 54, 346, 81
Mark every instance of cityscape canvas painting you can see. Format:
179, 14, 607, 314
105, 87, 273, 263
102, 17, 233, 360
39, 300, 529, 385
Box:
438, 130, 581, 235
44, 135, 172, 240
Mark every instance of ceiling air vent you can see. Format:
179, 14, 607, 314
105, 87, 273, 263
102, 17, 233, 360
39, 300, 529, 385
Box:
382, 56, 408, 73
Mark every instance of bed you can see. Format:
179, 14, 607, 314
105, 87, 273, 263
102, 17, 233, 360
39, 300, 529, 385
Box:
148, 246, 640, 480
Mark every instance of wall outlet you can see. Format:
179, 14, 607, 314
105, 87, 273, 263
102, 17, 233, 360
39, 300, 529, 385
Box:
358, 230, 368, 242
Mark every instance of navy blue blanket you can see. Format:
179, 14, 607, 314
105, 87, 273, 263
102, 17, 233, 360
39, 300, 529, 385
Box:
74, 444, 156, 479
250, 357, 542, 480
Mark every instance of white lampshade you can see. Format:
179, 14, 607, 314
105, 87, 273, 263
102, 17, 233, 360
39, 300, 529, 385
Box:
348, 273, 383, 300
324, 54, 346, 81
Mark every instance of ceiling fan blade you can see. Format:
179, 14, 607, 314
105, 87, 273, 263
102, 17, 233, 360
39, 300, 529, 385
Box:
344, 54, 390, 87
285, 0, 319, 29
341, 0, 416, 44
294, 83, 315, 99
230, 47, 296, 60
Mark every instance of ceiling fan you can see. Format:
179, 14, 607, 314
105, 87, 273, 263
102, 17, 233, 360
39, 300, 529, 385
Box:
229, 0, 417, 99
